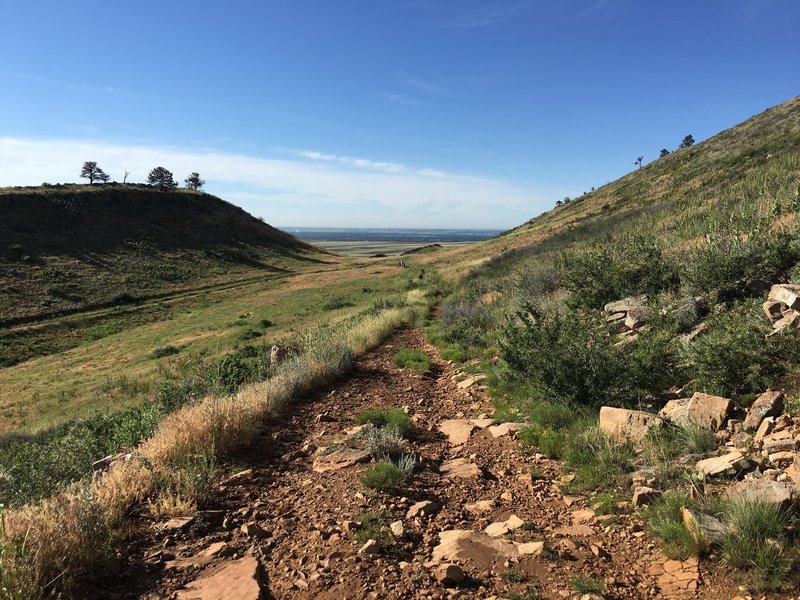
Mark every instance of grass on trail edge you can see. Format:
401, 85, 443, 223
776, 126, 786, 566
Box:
0, 303, 419, 599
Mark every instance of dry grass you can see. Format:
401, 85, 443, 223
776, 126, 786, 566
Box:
0, 304, 414, 599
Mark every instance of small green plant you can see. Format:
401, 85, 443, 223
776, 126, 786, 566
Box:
562, 426, 636, 492
592, 491, 625, 515
568, 574, 603, 594
645, 492, 700, 560
502, 567, 527, 583
354, 509, 393, 546
359, 455, 415, 491
356, 407, 415, 437
356, 424, 408, 459
392, 349, 431, 374
720, 497, 790, 591
150, 345, 181, 359
439, 346, 466, 362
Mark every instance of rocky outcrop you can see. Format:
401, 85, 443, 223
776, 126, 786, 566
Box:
743, 390, 784, 430
176, 557, 263, 600
599, 406, 663, 443
763, 284, 800, 334
659, 392, 732, 430
695, 451, 751, 477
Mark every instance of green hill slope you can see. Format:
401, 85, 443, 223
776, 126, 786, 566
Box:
0, 184, 323, 324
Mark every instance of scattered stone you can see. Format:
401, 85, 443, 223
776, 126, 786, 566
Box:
599, 406, 663, 443
457, 374, 486, 390
554, 524, 595, 537
358, 539, 381, 556
604, 296, 647, 315
726, 479, 796, 508
767, 283, 800, 311
754, 417, 776, 443
464, 499, 496, 513
431, 530, 518, 569
562, 495, 582, 507
682, 507, 727, 548
625, 304, 652, 330
406, 500, 441, 520
161, 516, 195, 531
240, 522, 270, 539
176, 557, 263, 600
438, 419, 477, 445
484, 514, 524, 537
390, 520, 405, 538
516, 541, 545, 556
571, 509, 595, 523
632, 486, 662, 507
201, 542, 228, 557
763, 437, 799, 454
656, 556, 699, 598
659, 392, 732, 430
743, 390, 784, 430
440, 458, 482, 479
695, 451, 751, 477
487, 422, 525, 438
312, 448, 370, 473
435, 563, 465, 586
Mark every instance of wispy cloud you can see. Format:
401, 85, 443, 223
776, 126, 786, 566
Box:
381, 92, 422, 106
0, 137, 559, 228
446, 1, 540, 28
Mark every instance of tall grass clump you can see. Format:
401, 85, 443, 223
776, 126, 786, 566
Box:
720, 497, 791, 591
561, 426, 636, 492
392, 349, 430, 373
356, 407, 415, 438
359, 455, 415, 492
645, 492, 701, 560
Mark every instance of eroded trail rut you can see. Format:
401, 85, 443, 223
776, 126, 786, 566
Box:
98, 327, 741, 600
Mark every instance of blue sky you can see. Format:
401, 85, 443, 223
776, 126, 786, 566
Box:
1, 1, 798, 228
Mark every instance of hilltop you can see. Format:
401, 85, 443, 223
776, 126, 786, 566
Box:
0, 184, 323, 324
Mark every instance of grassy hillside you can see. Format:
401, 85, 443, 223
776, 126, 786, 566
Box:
424, 95, 800, 591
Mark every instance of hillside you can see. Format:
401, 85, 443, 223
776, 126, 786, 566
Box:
0, 184, 323, 324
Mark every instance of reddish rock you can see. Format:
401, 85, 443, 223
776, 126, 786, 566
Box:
599, 406, 662, 443
682, 506, 727, 548
695, 451, 751, 477
659, 392, 732, 430
743, 390, 784, 430
431, 530, 518, 569
440, 457, 481, 479
406, 500, 440, 520
312, 448, 369, 473
438, 419, 477, 445
435, 563, 465, 585
632, 486, 662, 507
483, 514, 524, 537
726, 479, 797, 508
176, 557, 263, 600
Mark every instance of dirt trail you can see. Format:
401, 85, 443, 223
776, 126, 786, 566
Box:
94, 328, 744, 600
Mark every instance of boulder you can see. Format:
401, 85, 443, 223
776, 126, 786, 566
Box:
695, 451, 751, 477
406, 500, 441, 520
632, 486, 662, 508
726, 479, 796, 509
440, 458, 481, 479
753, 417, 775, 443
312, 448, 370, 473
438, 419, 477, 445
763, 299, 784, 321
681, 507, 727, 548
625, 304, 652, 330
431, 530, 518, 569
176, 557, 263, 600
483, 514, 524, 537
599, 406, 662, 443
767, 283, 800, 310
604, 295, 647, 315
743, 390, 784, 431
659, 392, 732, 430
456, 374, 486, 389
516, 541, 545, 556
390, 520, 405, 538
434, 563, 465, 586
487, 422, 525, 438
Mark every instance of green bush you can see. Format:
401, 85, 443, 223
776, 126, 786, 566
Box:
502, 308, 624, 407
439, 346, 466, 362
359, 456, 414, 491
440, 296, 497, 348
356, 407, 415, 438
720, 497, 790, 591
150, 345, 181, 359
682, 228, 800, 301
685, 302, 800, 398
561, 234, 678, 310
392, 349, 431, 374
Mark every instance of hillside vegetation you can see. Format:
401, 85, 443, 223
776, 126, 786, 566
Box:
428, 95, 800, 591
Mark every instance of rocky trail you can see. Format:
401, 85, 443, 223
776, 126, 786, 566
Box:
93, 327, 750, 600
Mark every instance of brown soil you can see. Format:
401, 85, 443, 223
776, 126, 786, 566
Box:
89, 328, 754, 600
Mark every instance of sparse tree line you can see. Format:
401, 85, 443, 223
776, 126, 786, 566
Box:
79, 161, 205, 190
554, 134, 697, 208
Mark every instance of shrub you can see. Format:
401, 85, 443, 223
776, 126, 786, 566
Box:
682, 228, 800, 301
392, 349, 430, 374
360, 455, 415, 491
686, 302, 800, 398
568, 574, 603, 594
356, 424, 408, 459
440, 296, 497, 347
561, 234, 678, 310
150, 345, 180, 359
356, 407, 415, 438
720, 497, 790, 591
502, 309, 624, 407
439, 346, 466, 363
562, 426, 636, 492
645, 492, 700, 560
322, 298, 355, 311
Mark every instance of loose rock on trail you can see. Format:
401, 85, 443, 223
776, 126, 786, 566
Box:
94, 327, 744, 599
